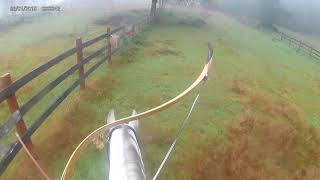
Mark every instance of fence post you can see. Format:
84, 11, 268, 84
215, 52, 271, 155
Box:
107, 27, 112, 62
136, 23, 139, 33
76, 37, 85, 90
0, 73, 33, 150
280, 32, 283, 41
122, 26, 126, 40
289, 38, 292, 47
132, 25, 136, 36
123, 26, 126, 37
120, 27, 126, 47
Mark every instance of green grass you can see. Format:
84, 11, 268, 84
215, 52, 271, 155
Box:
72, 145, 109, 180
1, 7, 320, 180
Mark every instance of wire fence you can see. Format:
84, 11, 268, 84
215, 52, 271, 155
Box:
278, 31, 320, 60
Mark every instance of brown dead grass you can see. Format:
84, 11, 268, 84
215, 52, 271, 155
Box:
134, 95, 163, 108
179, 77, 320, 180
11, 101, 94, 180
182, 111, 320, 180
110, 51, 136, 68
143, 39, 183, 57
141, 119, 175, 146
3, 78, 111, 180
313, 75, 320, 93
231, 77, 304, 120
84, 76, 118, 101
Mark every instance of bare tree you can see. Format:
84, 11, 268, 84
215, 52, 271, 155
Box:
150, 0, 157, 20
260, 0, 279, 28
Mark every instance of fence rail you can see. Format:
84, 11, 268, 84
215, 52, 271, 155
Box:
278, 31, 320, 60
0, 17, 150, 175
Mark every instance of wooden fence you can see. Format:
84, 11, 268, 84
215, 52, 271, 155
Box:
279, 31, 320, 60
0, 17, 150, 175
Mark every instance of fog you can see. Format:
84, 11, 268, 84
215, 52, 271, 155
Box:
0, 0, 151, 28
215, 0, 320, 34
1, 0, 320, 34
280, 0, 319, 12
0, 0, 150, 18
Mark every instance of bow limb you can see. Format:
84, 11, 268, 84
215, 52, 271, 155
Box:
61, 47, 214, 180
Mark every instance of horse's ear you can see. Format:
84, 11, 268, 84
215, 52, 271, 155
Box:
107, 109, 115, 124
129, 110, 139, 132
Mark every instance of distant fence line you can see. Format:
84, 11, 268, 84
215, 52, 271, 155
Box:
278, 31, 320, 60
0, 16, 150, 175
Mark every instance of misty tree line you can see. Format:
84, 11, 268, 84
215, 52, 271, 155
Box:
229, 0, 320, 34
214, 0, 320, 34
165, 0, 320, 34
273, 0, 320, 34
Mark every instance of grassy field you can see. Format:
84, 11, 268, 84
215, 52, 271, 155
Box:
1, 7, 320, 180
